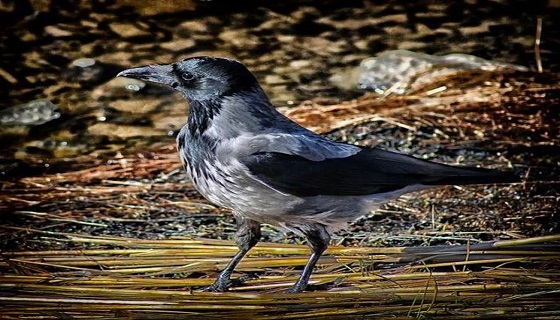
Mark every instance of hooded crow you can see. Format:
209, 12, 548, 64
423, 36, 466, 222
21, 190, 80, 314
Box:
118, 56, 519, 293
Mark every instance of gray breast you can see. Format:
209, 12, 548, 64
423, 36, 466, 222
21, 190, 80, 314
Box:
175, 121, 392, 233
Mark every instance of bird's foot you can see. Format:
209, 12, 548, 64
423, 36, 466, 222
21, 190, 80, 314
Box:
285, 277, 346, 293
202, 279, 230, 292
202, 274, 258, 292
285, 282, 308, 293
285, 286, 303, 293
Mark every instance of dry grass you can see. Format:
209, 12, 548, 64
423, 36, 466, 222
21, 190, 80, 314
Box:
1, 231, 559, 319
1, 69, 559, 319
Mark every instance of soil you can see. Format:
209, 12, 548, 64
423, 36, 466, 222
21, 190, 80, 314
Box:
0, 0, 558, 253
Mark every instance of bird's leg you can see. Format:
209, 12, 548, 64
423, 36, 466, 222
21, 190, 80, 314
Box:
287, 224, 331, 293
204, 217, 261, 292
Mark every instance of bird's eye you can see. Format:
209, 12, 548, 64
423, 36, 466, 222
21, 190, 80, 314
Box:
181, 72, 195, 81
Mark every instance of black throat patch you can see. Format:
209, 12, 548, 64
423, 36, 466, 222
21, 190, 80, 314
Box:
186, 98, 222, 136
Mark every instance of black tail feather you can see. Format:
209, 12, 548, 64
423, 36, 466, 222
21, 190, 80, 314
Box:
421, 164, 521, 186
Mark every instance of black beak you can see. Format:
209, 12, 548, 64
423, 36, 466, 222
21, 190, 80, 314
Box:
117, 64, 177, 87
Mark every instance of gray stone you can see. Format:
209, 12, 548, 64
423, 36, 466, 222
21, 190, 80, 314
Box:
0, 99, 61, 126
356, 50, 528, 94
72, 58, 96, 68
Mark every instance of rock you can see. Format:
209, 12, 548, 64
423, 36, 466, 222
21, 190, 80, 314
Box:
111, 77, 146, 92
0, 1, 16, 13
111, 0, 196, 16
62, 58, 120, 87
303, 37, 348, 56
110, 98, 163, 114
80, 19, 98, 28
151, 112, 188, 132
20, 31, 38, 42
44, 25, 72, 37
29, 0, 52, 12
277, 35, 296, 43
0, 99, 61, 126
88, 123, 163, 138
95, 106, 152, 126
356, 50, 528, 94
329, 68, 360, 91
353, 39, 369, 51
21, 138, 88, 158
91, 75, 176, 104
160, 38, 196, 52
72, 58, 96, 68
219, 29, 260, 50
257, 17, 288, 33
291, 6, 321, 23
289, 60, 313, 69
264, 74, 288, 85
397, 41, 429, 51
97, 51, 134, 65
91, 77, 147, 100
0, 68, 17, 84
179, 20, 210, 33
109, 22, 150, 39
89, 12, 114, 22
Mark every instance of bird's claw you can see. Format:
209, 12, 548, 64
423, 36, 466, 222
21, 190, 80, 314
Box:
286, 277, 346, 293
202, 281, 229, 292
285, 282, 308, 293
285, 286, 303, 293
202, 274, 258, 292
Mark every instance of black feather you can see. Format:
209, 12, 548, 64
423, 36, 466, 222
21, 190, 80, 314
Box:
186, 98, 222, 136
243, 148, 520, 197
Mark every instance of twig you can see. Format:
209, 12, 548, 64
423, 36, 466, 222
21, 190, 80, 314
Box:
534, 17, 543, 73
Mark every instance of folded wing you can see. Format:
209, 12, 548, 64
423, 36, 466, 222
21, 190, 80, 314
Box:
242, 148, 519, 197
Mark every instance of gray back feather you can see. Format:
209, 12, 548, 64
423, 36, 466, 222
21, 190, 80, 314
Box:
204, 88, 361, 162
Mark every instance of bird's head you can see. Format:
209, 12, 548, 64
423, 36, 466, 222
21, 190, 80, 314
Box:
117, 56, 260, 102
118, 56, 298, 137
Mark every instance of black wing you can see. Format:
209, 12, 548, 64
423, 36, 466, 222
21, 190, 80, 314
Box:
242, 148, 519, 197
